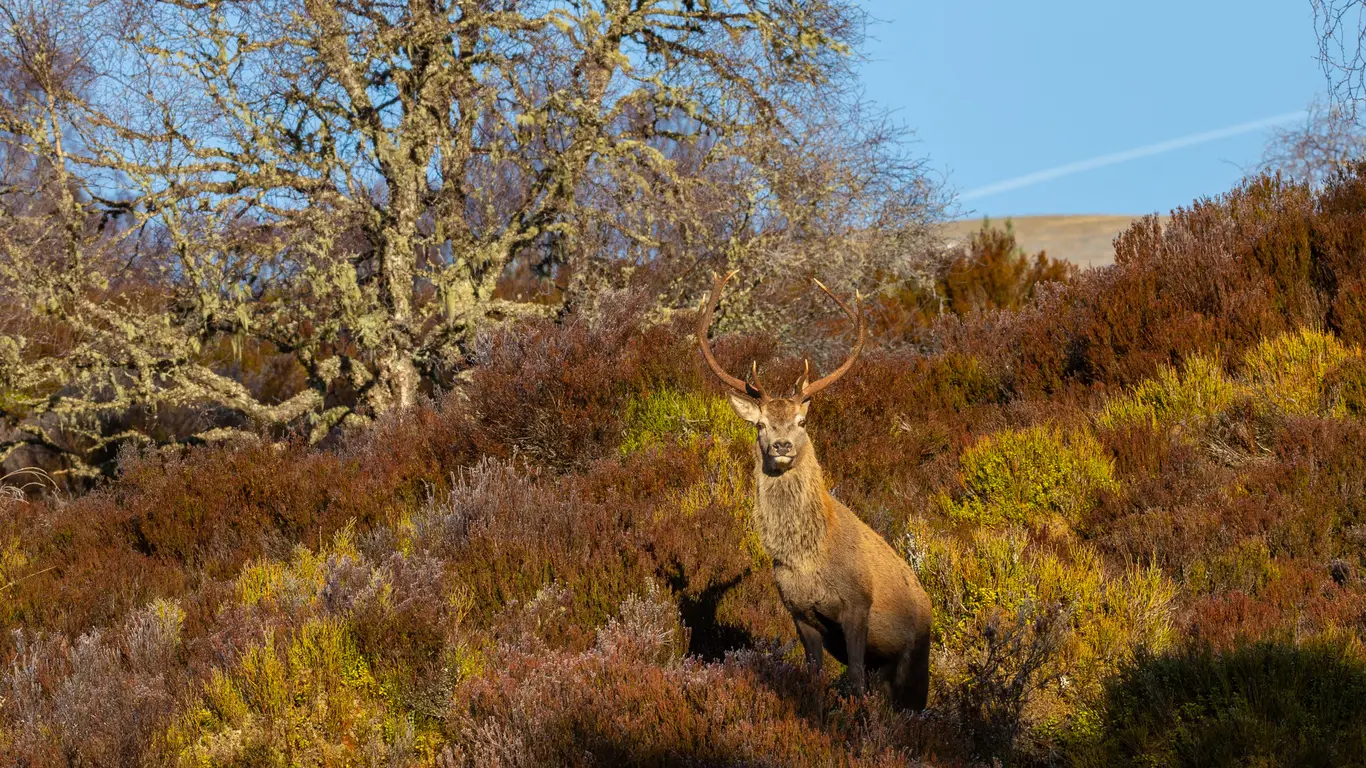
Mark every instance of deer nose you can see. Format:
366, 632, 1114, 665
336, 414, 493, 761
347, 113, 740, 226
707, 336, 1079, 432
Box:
772, 440, 793, 455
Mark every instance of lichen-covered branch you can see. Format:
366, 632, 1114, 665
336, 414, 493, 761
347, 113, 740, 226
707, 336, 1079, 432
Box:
0, 0, 941, 479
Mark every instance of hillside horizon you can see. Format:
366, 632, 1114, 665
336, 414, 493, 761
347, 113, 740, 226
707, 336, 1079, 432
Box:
938, 213, 1174, 269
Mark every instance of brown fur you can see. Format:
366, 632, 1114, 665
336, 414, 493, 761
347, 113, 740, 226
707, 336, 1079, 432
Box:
698, 270, 931, 708
731, 395, 933, 710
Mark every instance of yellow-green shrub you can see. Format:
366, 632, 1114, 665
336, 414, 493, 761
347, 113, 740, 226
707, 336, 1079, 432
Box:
0, 536, 27, 585
927, 352, 1002, 411
906, 521, 1174, 755
670, 439, 765, 569
1184, 537, 1279, 596
1243, 328, 1360, 416
619, 389, 752, 456
1097, 354, 1240, 429
166, 617, 411, 765
163, 517, 447, 765
237, 522, 359, 610
942, 426, 1117, 529
912, 525, 1175, 675
0, 536, 29, 625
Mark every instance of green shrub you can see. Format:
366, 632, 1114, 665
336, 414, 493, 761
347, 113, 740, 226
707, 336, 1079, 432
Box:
1081, 641, 1366, 767
924, 353, 1003, 411
1184, 537, 1279, 596
1243, 328, 1360, 416
907, 521, 1174, 759
942, 426, 1117, 529
619, 389, 751, 456
166, 617, 414, 765
1097, 354, 1240, 429
237, 522, 358, 610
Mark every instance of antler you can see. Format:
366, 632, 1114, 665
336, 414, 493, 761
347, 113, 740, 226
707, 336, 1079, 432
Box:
799, 278, 865, 401
697, 270, 766, 401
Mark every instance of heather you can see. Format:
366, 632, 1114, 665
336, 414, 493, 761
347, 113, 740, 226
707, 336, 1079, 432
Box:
7, 171, 1366, 765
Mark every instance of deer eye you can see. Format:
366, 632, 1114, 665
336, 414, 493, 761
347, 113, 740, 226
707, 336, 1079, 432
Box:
795, 417, 805, 427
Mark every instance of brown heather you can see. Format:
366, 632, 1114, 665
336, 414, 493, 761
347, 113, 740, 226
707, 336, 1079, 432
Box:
9, 171, 1366, 764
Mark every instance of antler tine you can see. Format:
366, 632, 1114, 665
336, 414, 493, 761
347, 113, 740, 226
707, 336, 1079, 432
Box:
792, 359, 810, 396
811, 278, 858, 323
748, 361, 769, 401
697, 270, 765, 400
800, 279, 866, 401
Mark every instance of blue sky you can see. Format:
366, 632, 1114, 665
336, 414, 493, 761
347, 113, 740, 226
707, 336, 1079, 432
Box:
857, 1, 1326, 217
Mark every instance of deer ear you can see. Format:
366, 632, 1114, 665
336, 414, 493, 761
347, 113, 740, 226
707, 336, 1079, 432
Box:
727, 392, 762, 423
796, 398, 810, 419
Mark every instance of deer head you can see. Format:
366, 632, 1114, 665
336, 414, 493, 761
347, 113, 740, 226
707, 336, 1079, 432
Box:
697, 271, 866, 475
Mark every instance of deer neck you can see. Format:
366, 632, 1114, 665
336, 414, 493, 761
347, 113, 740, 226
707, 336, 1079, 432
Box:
753, 443, 829, 567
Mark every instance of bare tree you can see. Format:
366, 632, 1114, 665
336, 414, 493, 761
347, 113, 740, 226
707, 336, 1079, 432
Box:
1260, 97, 1366, 186
0, 0, 941, 477
1315, 0, 1366, 114
1265, 5, 1366, 187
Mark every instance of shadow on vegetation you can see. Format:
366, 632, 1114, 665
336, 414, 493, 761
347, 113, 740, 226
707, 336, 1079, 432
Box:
1083, 641, 1366, 768
665, 567, 756, 661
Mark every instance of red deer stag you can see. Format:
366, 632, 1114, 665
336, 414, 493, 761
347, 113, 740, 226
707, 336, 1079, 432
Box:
697, 271, 932, 710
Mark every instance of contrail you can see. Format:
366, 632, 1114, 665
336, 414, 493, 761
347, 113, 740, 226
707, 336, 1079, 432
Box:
960, 111, 1308, 202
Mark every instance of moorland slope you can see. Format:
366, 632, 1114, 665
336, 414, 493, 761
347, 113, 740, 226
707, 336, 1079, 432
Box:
5, 173, 1366, 765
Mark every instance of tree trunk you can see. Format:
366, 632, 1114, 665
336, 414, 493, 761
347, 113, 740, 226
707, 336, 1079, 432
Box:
374, 348, 420, 412
372, 171, 421, 412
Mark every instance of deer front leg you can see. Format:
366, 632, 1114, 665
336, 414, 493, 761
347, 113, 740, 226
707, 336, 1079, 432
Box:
842, 606, 870, 695
793, 616, 825, 677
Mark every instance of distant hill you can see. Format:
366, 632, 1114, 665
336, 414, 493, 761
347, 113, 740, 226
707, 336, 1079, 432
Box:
937, 214, 1168, 269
